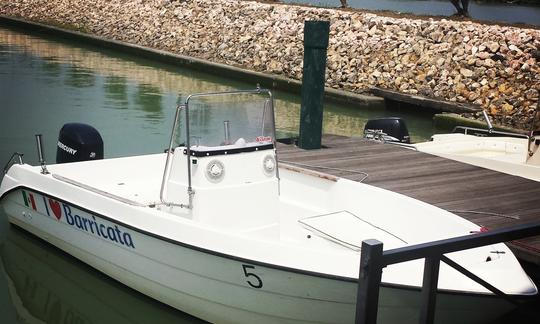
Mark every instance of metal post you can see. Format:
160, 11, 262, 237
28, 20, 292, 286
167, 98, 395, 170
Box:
482, 110, 493, 133
419, 257, 440, 324
35, 134, 49, 174
298, 20, 330, 150
356, 239, 384, 324
224, 120, 231, 144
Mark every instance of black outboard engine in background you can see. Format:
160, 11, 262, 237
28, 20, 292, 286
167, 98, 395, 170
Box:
363, 117, 410, 144
56, 123, 104, 164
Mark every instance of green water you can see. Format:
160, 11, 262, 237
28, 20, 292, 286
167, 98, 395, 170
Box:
0, 25, 438, 323
0, 25, 437, 165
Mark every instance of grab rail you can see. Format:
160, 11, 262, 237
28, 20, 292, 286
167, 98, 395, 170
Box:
452, 126, 529, 139
3, 152, 24, 174
453, 125, 538, 158
355, 221, 540, 324
159, 103, 191, 209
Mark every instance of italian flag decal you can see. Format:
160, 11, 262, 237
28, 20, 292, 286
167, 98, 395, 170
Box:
22, 190, 37, 210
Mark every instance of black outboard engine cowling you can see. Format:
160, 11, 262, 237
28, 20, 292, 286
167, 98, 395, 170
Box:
56, 123, 103, 164
364, 117, 410, 144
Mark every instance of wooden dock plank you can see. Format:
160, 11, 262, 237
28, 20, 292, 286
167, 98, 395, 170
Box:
277, 135, 540, 264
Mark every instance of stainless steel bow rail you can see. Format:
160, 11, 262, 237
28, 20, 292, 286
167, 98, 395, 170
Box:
355, 221, 540, 324
3, 152, 24, 174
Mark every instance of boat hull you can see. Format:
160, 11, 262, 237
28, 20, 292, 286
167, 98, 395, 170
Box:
1, 188, 516, 324
1, 225, 201, 324
414, 134, 540, 182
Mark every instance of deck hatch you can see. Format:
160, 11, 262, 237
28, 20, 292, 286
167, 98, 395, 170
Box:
299, 211, 407, 251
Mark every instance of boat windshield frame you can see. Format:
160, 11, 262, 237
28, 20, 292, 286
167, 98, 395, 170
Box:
159, 88, 278, 209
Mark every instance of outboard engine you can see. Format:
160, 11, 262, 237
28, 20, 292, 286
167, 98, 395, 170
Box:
364, 117, 410, 144
56, 123, 103, 163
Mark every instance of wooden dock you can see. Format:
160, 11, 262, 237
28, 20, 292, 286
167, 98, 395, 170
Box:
277, 135, 540, 265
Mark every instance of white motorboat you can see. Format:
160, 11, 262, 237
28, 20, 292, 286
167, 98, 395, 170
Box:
364, 111, 540, 182
413, 128, 540, 182
1, 89, 537, 324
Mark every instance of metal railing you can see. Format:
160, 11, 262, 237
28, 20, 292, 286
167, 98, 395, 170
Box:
3, 152, 24, 174
355, 221, 540, 324
453, 125, 537, 158
453, 126, 529, 139
159, 88, 276, 209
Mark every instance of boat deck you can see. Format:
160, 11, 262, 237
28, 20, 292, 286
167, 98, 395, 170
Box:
277, 135, 540, 265
46, 153, 165, 206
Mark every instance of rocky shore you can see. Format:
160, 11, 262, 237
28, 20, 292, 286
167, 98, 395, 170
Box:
1, 0, 539, 129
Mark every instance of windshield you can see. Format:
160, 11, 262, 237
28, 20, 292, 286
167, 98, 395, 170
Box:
178, 90, 275, 150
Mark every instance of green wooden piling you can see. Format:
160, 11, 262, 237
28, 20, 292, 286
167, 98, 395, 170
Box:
298, 21, 330, 150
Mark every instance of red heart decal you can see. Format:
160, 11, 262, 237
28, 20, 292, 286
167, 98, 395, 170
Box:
48, 199, 62, 221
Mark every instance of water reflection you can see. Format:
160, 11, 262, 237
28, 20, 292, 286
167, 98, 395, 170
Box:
0, 30, 237, 98
135, 84, 163, 121
41, 58, 62, 78
65, 67, 95, 89
0, 215, 18, 324
0, 223, 205, 324
0, 44, 13, 67
104, 76, 128, 105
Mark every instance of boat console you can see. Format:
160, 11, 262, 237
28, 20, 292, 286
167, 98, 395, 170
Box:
160, 89, 281, 230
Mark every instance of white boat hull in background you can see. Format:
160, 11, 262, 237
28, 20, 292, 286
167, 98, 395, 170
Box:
414, 133, 540, 182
